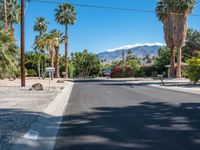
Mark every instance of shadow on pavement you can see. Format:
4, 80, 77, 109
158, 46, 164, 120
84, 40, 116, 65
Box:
2, 101, 200, 150
54, 102, 200, 150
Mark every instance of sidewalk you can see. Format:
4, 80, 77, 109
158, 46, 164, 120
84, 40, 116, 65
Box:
0, 78, 72, 150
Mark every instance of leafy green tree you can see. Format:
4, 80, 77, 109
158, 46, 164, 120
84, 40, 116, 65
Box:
124, 59, 141, 73
72, 50, 100, 77
25, 51, 55, 78
154, 47, 171, 73
55, 3, 77, 79
126, 49, 137, 61
25, 51, 46, 78
183, 28, 200, 61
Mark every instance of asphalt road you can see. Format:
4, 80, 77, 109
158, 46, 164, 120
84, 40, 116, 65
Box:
54, 80, 200, 150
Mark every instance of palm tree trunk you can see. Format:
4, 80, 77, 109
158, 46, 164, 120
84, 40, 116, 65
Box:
65, 24, 69, 79
10, 23, 15, 39
176, 47, 182, 78
41, 59, 44, 78
38, 60, 41, 79
37, 55, 41, 79
2, 0, 8, 32
170, 47, 175, 77
50, 48, 54, 67
55, 46, 60, 78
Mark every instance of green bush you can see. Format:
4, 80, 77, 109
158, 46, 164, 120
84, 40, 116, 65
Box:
27, 69, 37, 77
141, 66, 158, 77
187, 58, 200, 84
68, 63, 74, 78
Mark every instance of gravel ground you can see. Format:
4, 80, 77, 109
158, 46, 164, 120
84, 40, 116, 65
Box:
0, 78, 68, 150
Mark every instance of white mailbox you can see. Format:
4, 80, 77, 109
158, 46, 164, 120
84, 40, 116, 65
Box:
45, 67, 55, 91
45, 67, 55, 73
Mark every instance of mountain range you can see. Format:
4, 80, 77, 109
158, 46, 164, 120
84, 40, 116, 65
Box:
97, 43, 163, 62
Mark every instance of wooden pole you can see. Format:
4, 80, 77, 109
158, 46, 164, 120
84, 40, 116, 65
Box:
21, 0, 25, 87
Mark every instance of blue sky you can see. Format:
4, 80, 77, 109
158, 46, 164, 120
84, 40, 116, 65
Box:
14, 0, 200, 54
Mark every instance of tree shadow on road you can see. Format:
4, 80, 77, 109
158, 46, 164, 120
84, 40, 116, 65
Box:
55, 102, 200, 150
2, 102, 200, 150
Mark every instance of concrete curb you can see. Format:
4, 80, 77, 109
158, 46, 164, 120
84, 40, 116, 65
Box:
126, 80, 200, 95
149, 84, 200, 95
12, 81, 74, 150
43, 81, 74, 116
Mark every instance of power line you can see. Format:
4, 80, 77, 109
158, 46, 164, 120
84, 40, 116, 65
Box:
26, 0, 200, 17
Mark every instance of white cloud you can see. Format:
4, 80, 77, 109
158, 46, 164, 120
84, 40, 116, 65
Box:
106, 42, 164, 52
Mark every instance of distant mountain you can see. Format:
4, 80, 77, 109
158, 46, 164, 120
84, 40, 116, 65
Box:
97, 44, 163, 62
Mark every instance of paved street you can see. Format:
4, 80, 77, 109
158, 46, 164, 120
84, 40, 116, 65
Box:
54, 79, 200, 150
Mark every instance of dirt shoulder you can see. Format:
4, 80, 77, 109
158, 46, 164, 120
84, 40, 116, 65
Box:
0, 78, 68, 150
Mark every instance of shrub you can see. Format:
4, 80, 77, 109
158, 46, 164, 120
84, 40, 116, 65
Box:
110, 65, 135, 78
27, 69, 37, 77
68, 63, 74, 78
141, 66, 158, 77
187, 58, 200, 84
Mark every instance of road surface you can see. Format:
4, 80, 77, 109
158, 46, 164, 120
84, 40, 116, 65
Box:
54, 79, 200, 150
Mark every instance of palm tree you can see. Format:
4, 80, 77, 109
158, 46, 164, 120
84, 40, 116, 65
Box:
156, 0, 176, 77
33, 16, 49, 76
34, 33, 59, 68
7, 0, 20, 39
55, 3, 76, 79
173, 0, 196, 78
0, 29, 18, 78
156, 0, 196, 78
50, 29, 64, 78
34, 16, 48, 35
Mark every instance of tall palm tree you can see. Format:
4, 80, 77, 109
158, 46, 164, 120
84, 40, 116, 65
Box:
50, 29, 64, 78
156, 0, 196, 78
34, 16, 48, 35
33, 16, 49, 76
174, 0, 196, 78
156, 0, 176, 77
55, 3, 76, 79
7, 0, 20, 39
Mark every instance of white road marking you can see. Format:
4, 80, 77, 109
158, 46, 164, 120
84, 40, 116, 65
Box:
24, 130, 39, 140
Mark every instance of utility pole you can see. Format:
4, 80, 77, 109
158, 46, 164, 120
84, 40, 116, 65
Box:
122, 49, 125, 62
21, 0, 25, 87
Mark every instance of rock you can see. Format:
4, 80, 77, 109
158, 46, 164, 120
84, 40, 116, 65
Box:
57, 80, 64, 83
30, 83, 43, 91
9, 78, 15, 81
